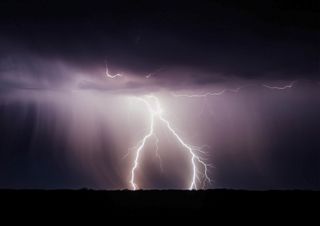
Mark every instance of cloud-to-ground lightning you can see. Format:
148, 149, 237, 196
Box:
104, 65, 296, 190
130, 95, 211, 190
129, 97, 155, 190
105, 63, 123, 79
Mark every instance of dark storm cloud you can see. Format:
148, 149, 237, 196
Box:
0, 1, 318, 87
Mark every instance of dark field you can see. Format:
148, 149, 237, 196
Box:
0, 189, 319, 217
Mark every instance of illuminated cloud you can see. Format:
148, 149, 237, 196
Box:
0, 1, 319, 190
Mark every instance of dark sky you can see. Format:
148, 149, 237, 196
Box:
0, 0, 319, 189
0, 0, 318, 79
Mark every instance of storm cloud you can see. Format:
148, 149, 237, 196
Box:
0, 1, 319, 189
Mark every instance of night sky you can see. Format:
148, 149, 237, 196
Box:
0, 1, 319, 189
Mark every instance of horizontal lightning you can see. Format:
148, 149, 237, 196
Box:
105, 63, 123, 79
262, 81, 296, 90
173, 81, 296, 98
172, 86, 248, 98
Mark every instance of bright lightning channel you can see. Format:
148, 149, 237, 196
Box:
262, 80, 296, 90
172, 86, 246, 98
104, 63, 296, 190
105, 63, 123, 79
130, 95, 211, 190
173, 81, 296, 98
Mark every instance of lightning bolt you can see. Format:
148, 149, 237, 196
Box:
173, 81, 296, 98
130, 95, 211, 190
129, 97, 155, 190
103, 64, 296, 190
105, 63, 123, 79
262, 80, 296, 90
172, 86, 247, 98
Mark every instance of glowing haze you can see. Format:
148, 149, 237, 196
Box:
0, 54, 319, 190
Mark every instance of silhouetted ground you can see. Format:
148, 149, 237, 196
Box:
0, 189, 319, 219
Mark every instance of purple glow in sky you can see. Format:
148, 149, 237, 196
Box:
0, 55, 319, 189
0, 1, 319, 190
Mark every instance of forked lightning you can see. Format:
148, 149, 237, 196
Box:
130, 95, 211, 190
